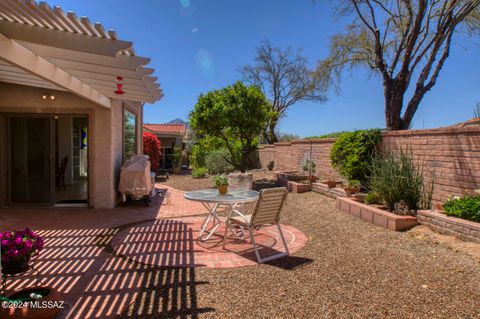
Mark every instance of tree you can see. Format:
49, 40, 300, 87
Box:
143, 132, 161, 172
189, 81, 271, 172
316, 1, 480, 130
241, 40, 327, 144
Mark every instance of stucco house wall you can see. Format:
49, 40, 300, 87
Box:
0, 82, 143, 208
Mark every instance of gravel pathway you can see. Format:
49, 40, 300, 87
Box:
150, 173, 480, 318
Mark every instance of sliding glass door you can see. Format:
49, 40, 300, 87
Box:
9, 117, 53, 204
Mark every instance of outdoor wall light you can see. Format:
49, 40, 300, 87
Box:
42, 93, 56, 100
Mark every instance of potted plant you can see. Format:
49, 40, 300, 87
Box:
343, 180, 361, 196
323, 174, 338, 188
1, 228, 44, 275
267, 160, 275, 171
214, 174, 229, 195
302, 159, 317, 183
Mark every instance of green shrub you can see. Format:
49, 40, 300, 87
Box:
205, 149, 234, 174
304, 131, 349, 140
267, 160, 275, 171
192, 167, 208, 179
443, 196, 480, 222
370, 147, 434, 213
364, 191, 382, 205
190, 144, 207, 169
330, 129, 382, 187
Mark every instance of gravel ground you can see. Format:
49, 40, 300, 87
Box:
155, 172, 480, 318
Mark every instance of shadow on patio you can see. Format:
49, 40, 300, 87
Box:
1, 188, 214, 318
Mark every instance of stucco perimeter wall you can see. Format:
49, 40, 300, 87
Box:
258, 126, 480, 204
381, 126, 480, 205
0, 83, 143, 209
259, 139, 340, 179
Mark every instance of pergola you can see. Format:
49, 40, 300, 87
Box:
0, 0, 163, 108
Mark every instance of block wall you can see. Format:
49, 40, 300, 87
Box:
258, 126, 480, 204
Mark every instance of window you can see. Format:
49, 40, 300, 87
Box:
124, 109, 137, 161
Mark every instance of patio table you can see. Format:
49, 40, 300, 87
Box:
184, 188, 259, 241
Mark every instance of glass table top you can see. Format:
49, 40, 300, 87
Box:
184, 188, 259, 204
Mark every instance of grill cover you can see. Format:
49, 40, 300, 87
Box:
119, 155, 153, 197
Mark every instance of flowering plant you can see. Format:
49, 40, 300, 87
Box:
1, 228, 44, 266
143, 132, 162, 173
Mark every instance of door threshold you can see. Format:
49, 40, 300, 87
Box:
54, 203, 88, 208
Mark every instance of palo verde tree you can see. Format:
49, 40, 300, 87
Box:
316, 0, 480, 130
241, 40, 327, 144
189, 81, 271, 172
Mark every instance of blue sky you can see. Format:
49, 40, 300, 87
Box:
46, 0, 479, 137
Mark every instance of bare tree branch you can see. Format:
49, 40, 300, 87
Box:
241, 40, 327, 143
315, 0, 480, 130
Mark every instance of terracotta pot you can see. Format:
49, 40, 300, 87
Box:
352, 193, 367, 203
324, 180, 337, 188
343, 187, 361, 196
0, 286, 61, 319
217, 185, 228, 195
1, 258, 30, 275
307, 176, 318, 183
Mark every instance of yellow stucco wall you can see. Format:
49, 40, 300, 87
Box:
0, 82, 143, 208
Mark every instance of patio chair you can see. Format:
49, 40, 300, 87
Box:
223, 187, 289, 263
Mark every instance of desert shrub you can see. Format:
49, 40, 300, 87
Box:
302, 159, 316, 177
190, 144, 207, 169
330, 129, 382, 187
192, 167, 208, 179
143, 132, 161, 172
364, 191, 382, 205
370, 147, 434, 213
190, 136, 228, 169
443, 196, 480, 222
267, 160, 275, 171
205, 149, 234, 174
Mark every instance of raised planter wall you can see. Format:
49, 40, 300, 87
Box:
336, 197, 418, 231
417, 210, 480, 243
259, 126, 480, 205
312, 182, 347, 199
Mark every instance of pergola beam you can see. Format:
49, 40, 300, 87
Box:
0, 19, 131, 56
19, 41, 150, 71
0, 33, 111, 108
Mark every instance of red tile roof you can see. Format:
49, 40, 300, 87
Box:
144, 123, 186, 135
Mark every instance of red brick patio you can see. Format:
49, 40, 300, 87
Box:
111, 217, 306, 268
0, 185, 307, 318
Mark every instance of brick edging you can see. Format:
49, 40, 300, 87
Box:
417, 210, 480, 243
336, 197, 418, 231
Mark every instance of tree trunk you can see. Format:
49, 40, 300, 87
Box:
384, 80, 408, 131
266, 120, 278, 144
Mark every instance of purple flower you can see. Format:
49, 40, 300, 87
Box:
0, 228, 44, 260
25, 239, 33, 248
